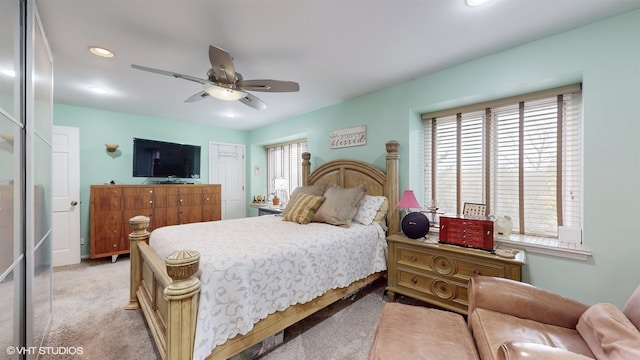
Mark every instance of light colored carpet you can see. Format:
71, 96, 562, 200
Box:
41, 256, 427, 360
41, 256, 158, 360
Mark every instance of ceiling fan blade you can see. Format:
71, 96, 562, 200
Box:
131, 64, 209, 85
236, 80, 300, 92
208, 45, 236, 84
239, 93, 267, 110
184, 91, 210, 103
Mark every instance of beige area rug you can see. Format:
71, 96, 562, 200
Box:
41, 257, 428, 360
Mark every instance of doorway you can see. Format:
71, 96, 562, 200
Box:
52, 125, 81, 266
209, 142, 246, 219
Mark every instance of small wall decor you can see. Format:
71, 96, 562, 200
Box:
105, 143, 119, 152
330, 125, 366, 149
0, 134, 14, 145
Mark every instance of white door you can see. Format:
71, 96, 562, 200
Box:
52, 126, 81, 267
209, 142, 245, 219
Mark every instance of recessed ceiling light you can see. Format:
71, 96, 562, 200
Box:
89, 86, 108, 94
88, 46, 114, 58
466, 0, 492, 7
1, 69, 16, 77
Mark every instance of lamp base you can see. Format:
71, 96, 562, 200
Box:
401, 212, 430, 239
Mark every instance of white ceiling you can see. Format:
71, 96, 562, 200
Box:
34, 0, 640, 130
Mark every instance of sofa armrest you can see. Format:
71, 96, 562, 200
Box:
498, 342, 593, 360
468, 275, 589, 329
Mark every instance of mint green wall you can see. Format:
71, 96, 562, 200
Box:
248, 10, 640, 307
53, 103, 247, 256
53, 10, 640, 307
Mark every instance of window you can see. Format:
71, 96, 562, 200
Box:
266, 140, 308, 200
422, 84, 582, 239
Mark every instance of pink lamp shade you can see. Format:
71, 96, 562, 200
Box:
396, 190, 422, 210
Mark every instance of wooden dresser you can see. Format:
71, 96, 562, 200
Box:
90, 184, 221, 260
386, 233, 525, 315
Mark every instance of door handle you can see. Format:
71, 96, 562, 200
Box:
71, 200, 78, 206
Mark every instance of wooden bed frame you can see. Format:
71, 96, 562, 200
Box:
125, 140, 400, 360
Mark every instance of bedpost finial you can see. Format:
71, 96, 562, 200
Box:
166, 250, 201, 281
302, 152, 311, 161
129, 215, 150, 231
385, 140, 399, 154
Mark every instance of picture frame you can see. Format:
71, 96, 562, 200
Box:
463, 202, 487, 217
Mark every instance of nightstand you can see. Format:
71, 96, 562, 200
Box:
386, 233, 525, 315
257, 207, 283, 216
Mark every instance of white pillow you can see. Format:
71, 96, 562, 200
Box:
353, 195, 387, 225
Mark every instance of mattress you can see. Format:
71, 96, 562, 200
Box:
149, 214, 387, 359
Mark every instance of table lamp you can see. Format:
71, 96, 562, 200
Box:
396, 190, 430, 239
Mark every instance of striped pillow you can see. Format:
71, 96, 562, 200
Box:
283, 193, 326, 224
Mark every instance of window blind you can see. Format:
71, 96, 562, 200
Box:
266, 140, 308, 196
423, 85, 582, 239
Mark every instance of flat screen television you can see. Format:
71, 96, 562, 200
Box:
132, 138, 201, 179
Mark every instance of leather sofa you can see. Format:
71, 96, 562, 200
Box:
468, 275, 640, 359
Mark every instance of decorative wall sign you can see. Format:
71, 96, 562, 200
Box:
330, 125, 367, 149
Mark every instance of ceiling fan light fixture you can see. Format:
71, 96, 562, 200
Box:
88, 46, 115, 58
203, 84, 247, 101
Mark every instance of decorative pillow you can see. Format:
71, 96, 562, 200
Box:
288, 184, 328, 204
353, 195, 388, 226
373, 197, 390, 230
312, 183, 367, 227
577, 302, 640, 359
282, 193, 326, 224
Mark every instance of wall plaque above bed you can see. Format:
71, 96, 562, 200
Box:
330, 125, 367, 149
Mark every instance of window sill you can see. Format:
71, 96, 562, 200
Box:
496, 234, 591, 261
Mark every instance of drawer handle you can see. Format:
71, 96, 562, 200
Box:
113, 244, 117, 248
487, 230, 491, 235
440, 284, 447, 291
410, 256, 417, 262
149, 200, 153, 204
411, 277, 418, 284
473, 269, 481, 275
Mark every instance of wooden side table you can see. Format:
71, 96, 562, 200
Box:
386, 233, 525, 315
257, 206, 283, 216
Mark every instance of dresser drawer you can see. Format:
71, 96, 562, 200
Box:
396, 244, 508, 280
396, 246, 433, 271
396, 269, 469, 313
93, 211, 121, 225
453, 257, 507, 279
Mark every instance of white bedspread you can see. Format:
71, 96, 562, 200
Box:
149, 214, 387, 360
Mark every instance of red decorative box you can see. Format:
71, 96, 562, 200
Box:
438, 215, 495, 251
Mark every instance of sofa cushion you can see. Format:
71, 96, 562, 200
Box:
469, 308, 594, 360
498, 342, 594, 360
577, 302, 640, 359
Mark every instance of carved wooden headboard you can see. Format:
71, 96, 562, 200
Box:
301, 140, 400, 234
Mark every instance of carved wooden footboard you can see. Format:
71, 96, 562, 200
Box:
126, 216, 201, 360
125, 140, 400, 360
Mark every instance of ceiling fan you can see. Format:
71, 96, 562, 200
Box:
131, 45, 300, 110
